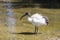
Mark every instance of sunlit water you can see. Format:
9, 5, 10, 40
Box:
7, 9, 16, 40
3, 2, 16, 40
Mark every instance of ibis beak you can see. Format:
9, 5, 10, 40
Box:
20, 14, 26, 20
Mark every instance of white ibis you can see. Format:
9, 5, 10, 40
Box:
20, 12, 49, 33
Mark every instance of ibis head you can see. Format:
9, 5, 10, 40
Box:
20, 12, 30, 20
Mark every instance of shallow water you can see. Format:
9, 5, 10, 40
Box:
5, 2, 16, 40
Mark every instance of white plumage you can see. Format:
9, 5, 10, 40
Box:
20, 12, 48, 33
27, 13, 47, 26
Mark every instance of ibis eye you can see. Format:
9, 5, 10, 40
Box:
25, 12, 29, 15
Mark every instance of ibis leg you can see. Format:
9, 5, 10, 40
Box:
35, 26, 38, 33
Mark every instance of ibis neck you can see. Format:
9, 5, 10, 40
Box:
27, 15, 32, 22
27, 15, 31, 19
26, 15, 30, 17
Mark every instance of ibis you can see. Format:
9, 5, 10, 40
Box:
20, 12, 49, 33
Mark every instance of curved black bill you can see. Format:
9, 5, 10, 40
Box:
20, 14, 26, 20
